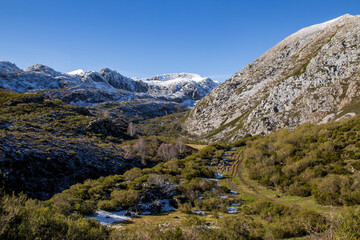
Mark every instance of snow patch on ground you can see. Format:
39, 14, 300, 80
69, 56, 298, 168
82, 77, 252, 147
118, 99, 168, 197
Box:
87, 210, 130, 225
159, 199, 175, 212
214, 172, 223, 179
193, 210, 206, 216
226, 207, 238, 214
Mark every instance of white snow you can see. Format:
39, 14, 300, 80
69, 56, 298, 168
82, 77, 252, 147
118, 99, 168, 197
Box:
286, 14, 351, 42
231, 202, 241, 207
193, 210, 206, 216
0, 61, 218, 107
0, 61, 22, 72
226, 207, 238, 214
201, 178, 219, 183
87, 210, 130, 225
158, 199, 175, 212
68, 69, 85, 75
214, 172, 223, 179
141, 73, 206, 84
230, 190, 238, 195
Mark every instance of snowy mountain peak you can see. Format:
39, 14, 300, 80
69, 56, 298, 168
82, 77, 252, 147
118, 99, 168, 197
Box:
0, 61, 219, 107
0, 61, 22, 72
68, 69, 86, 76
98, 67, 147, 92
24, 64, 63, 77
98, 68, 129, 81
146, 73, 206, 82
99, 67, 117, 74
285, 14, 354, 42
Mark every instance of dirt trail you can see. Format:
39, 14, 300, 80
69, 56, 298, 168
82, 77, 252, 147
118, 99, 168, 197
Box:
224, 149, 329, 217
227, 151, 283, 204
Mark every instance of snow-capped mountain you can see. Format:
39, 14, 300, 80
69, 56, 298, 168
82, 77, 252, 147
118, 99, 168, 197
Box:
0, 63, 82, 92
0, 62, 219, 107
140, 73, 219, 106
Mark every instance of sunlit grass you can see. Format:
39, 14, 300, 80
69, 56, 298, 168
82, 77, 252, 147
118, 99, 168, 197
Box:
187, 144, 208, 150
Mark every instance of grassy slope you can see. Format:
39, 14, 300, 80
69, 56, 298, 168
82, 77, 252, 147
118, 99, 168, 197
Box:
221, 148, 341, 216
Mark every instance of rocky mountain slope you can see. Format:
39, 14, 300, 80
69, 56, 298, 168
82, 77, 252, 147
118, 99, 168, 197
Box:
0, 91, 149, 199
0, 62, 218, 107
184, 14, 360, 141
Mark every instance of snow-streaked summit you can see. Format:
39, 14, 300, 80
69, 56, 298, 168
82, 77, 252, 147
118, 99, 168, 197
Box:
0, 61, 22, 72
24, 64, 64, 77
0, 61, 219, 107
143, 73, 208, 83
284, 14, 353, 42
68, 69, 86, 76
138, 72, 219, 106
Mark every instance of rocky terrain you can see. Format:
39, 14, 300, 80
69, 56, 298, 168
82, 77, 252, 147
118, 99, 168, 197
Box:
0, 62, 218, 107
184, 14, 360, 141
0, 92, 148, 199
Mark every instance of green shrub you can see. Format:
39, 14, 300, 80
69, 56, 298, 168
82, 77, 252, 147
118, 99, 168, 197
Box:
110, 189, 139, 209
97, 200, 115, 211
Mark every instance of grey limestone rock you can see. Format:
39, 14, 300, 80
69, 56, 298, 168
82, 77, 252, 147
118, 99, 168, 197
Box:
184, 14, 360, 141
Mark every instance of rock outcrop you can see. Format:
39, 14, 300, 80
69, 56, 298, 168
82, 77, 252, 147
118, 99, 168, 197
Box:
0, 135, 140, 200
0, 93, 147, 200
184, 14, 360, 141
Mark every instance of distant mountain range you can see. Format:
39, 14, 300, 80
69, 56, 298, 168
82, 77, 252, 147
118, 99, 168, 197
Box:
0, 61, 218, 107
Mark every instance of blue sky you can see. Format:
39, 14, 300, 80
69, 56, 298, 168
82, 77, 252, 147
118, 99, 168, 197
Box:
1, 0, 359, 82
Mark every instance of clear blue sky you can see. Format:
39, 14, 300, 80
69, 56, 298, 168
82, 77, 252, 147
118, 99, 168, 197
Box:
1, 0, 359, 82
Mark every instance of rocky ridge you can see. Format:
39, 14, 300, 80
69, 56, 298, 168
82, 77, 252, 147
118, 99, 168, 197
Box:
184, 14, 360, 141
0, 62, 218, 107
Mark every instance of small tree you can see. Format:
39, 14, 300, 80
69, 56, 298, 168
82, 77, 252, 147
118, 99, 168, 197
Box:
151, 137, 159, 149
157, 143, 179, 162
103, 110, 112, 118
134, 137, 148, 166
175, 138, 186, 154
134, 137, 148, 156
122, 144, 133, 159
127, 122, 136, 137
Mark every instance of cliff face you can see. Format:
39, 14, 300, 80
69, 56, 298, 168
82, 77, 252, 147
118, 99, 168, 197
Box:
184, 14, 360, 141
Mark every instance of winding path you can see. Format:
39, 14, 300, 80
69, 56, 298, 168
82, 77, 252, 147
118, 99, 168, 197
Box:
222, 149, 330, 218
226, 150, 283, 204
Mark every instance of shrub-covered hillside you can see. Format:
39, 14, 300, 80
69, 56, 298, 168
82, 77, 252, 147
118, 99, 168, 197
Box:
0, 91, 139, 199
1, 144, 344, 240
243, 116, 360, 206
